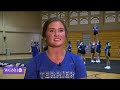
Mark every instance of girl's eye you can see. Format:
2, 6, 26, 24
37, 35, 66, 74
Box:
49, 30, 54, 32
59, 29, 64, 32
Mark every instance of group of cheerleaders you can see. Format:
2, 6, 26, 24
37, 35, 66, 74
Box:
67, 24, 111, 69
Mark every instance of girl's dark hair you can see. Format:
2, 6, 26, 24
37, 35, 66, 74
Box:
42, 17, 68, 38
106, 41, 111, 48
98, 41, 101, 44
106, 41, 109, 45
68, 41, 71, 44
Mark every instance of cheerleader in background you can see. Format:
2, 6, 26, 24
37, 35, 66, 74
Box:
67, 41, 72, 52
79, 41, 87, 64
93, 24, 99, 42
77, 40, 82, 56
104, 41, 111, 69
90, 42, 96, 63
95, 41, 101, 63
31, 41, 40, 57
36, 42, 41, 53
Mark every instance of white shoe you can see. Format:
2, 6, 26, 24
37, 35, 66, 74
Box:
0, 62, 3, 66
91, 60, 95, 63
104, 66, 111, 69
104, 66, 108, 69
0, 62, 3, 65
96, 59, 100, 63
84, 62, 86, 64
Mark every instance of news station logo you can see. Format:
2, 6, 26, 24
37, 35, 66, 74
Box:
3, 66, 24, 74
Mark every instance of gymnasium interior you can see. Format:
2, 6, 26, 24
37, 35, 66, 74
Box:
0, 11, 120, 79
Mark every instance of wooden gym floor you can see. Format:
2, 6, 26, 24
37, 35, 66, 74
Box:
0, 68, 120, 79
0, 54, 120, 79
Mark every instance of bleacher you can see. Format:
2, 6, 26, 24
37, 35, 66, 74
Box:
65, 30, 120, 58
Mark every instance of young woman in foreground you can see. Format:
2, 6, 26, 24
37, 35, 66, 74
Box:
24, 17, 87, 79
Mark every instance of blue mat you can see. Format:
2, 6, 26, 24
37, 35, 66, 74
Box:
0, 58, 31, 65
85, 59, 120, 74
0, 58, 120, 74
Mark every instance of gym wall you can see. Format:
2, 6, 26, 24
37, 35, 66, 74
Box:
0, 11, 42, 54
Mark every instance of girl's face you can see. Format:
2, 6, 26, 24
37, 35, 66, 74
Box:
46, 21, 66, 47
